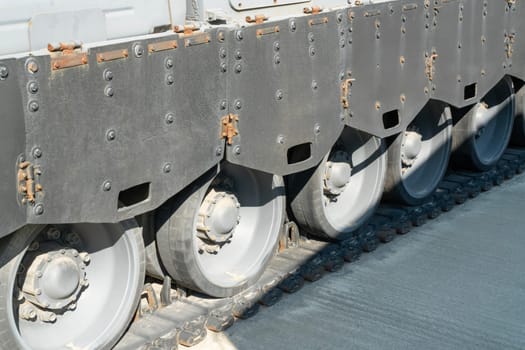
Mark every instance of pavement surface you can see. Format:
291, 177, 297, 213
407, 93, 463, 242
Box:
193, 174, 525, 350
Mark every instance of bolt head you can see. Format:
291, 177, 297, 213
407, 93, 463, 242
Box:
106, 129, 116, 141
104, 86, 114, 97
234, 64, 242, 73
35, 288, 42, 295
274, 54, 281, 65
163, 163, 172, 173
32, 147, 42, 158
103, 69, 113, 81
220, 62, 227, 73
219, 100, 227, 110
234, 100, 242, 110
235, 50, 242, 60
0, 66, 8, 79
309, 46, 316, 56
166, 74, 174, 85
275, 90, 284, 100
219, 48, 227, 59
215, 147, 223, 156
233, 145, 241, 155
28, 81, 39, 94
29, 101, 39, 112
133, 43, 144, 57
165, 57, 174, 69
273, 41, 280, 52
289, 20, 297, 31
27, 60, 39, 73
236, 30, 244, 41
165, 113, 175, 124
102, 181, 112, 192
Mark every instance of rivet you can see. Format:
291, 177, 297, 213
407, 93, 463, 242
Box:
375, 102, 381, 110
311, 80, 318, 90
309, 46, 316, 56
165, 57, 174, 69
337, 13, 343, 23
102, 181, 112, 192
103, 69, 113, 81
275, 89, 284, 100
273, 42, 280, 52
215, 146, 223, 156
165, 113, 175, 124
35, 288, 42, 295
277, 135, 286, 145
28, 81, 39, 94
400, 56, 405, 65
234, 64, 242, 73
106, 129, 116, 141
32, 147, 42, 158
220, 100, 227, 110
36, 271, 43, 278
234, 100, 242, 110
217, 30, 225, 42
219, 47, 227, 59
34, 204, 44, 216
0, 66, 8, 79
220, 62, 227, 73
163, 163, 172, 173
289, 19, 297, 32
400, 94, 406, 103
314, 124, 321, 134
308, 32, 315, 42
274, 54, 281, 65
166, 74, 175, 85
235, 50, 242, 60
104, 86, 114, 97
133, 43, 144, 57
376, 32, 381, 39
233, 145, 241, 155
27, 60, 39, 73
28, 100, 39, 112
236, 30, 244, 41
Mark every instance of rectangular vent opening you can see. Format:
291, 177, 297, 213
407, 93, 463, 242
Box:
118, 182, 150, 209
382, 110, 400, 130
464, 83, 477, 100
287, 143, 312, 164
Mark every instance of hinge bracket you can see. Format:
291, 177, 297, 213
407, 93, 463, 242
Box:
221, 114, 239, 145
17, 161, 43, 205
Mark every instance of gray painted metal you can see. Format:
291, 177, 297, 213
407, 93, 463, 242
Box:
0, 59, 26, 236
0, 0, 523, 238
5, 30, 226, 234
225, 12, 345, 175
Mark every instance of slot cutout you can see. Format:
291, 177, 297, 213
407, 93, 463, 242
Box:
118, 182, 150, 209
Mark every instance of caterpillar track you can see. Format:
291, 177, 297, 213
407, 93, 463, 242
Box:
115, 147, 525, 350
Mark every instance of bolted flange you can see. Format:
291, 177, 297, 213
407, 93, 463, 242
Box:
196, 189, 241, 254
323, 150, 352, 197
401, 129, 423, 168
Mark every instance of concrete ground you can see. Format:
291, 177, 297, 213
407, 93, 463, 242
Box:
192, 174, 525, 350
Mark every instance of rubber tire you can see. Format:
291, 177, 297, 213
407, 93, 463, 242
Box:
383, 102, 453, 206
452, 76, 515, 171
0, 223, 145, 350
288, 130, 386, 239
511, 82, 525, 146
155, 168, 284, 298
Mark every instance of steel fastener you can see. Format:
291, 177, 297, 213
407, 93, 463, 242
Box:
163, 163, 172, 173
133, 44, 145, 57
102, 181, 112, 191
103, 69, 114, 81
28, 101, 39, 112
34, 204, 44, 216
0, 66, 8, 79
106, 129, 116, 141
28, 82, 39, 94
32, 147, 42, 158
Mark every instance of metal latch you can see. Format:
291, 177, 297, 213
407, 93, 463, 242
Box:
341, 74, 355, 109
425, 51, 438, 81
17, 161, 43, 205
48, 41, 87, 70
221, 114, 239, 145
246, 14, 268, 24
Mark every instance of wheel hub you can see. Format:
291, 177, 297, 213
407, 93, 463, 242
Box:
18, 226, 90, 323
197, 189, 241, 254
401, 130, 423, 168
324, 151, 352, 197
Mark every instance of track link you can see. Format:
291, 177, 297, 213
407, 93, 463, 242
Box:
115, 148, 525, 350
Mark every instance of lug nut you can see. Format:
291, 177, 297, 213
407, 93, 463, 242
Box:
80, 252, 91, 263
